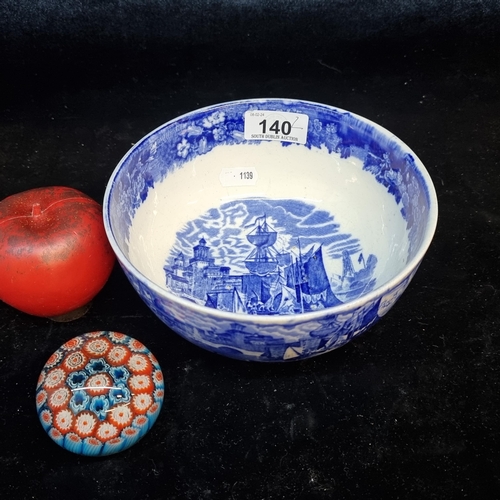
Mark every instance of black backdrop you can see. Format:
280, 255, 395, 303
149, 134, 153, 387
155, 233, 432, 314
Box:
1, 1, 500, 499
2, 0, 500, 46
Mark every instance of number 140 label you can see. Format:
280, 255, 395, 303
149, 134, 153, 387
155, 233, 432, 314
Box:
244, 110, 309, 144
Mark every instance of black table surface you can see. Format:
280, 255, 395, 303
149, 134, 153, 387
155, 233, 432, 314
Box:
1, 9, 500, 499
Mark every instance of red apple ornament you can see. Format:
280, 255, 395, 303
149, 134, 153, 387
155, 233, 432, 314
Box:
0, 186, 115, 320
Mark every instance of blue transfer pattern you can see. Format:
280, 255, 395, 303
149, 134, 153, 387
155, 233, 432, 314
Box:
108, 99, 430, 264
164, 199, 378, 316
122, 263, 417, 361
105, 99, 435, 361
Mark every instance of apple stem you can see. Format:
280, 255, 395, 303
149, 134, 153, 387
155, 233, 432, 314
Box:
31, 203, 42, 217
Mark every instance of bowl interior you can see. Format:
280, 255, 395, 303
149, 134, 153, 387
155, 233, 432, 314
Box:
106, 99, 435, 317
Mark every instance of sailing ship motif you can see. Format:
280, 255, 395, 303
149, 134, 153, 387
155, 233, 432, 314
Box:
244, 215, 282, 275
164, 214, 377, 315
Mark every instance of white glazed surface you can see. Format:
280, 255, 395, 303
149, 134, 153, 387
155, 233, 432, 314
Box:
128, 141, 409, 297
104, 98, 438, 361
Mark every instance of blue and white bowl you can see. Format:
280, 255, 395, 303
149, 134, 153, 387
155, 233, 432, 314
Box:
103, 98, 438, 362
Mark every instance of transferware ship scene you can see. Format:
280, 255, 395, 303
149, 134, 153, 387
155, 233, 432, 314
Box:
163, 200, 377, 316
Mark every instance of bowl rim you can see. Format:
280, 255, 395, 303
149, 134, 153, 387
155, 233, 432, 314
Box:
103, 97, 438, 324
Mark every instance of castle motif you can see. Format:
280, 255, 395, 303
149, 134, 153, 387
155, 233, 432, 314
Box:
164, 216, 377, 315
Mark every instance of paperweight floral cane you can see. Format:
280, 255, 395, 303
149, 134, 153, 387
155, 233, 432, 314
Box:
36, 331, 164, 456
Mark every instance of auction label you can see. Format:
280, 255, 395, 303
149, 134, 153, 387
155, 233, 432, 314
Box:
244, 110, 309, 144
219, 167, 258, 187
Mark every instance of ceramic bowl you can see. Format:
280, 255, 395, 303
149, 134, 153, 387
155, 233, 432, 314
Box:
103, 98, 438, 362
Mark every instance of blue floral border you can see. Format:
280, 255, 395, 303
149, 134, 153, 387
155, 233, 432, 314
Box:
108, 99, 431, 263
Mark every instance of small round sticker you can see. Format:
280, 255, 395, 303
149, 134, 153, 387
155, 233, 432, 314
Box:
36, 331, 164, 456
